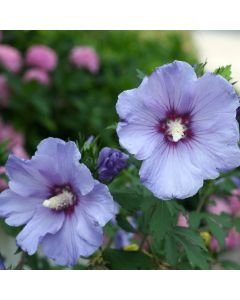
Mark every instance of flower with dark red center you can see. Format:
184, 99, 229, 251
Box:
116, 61, 240, 200
0, 138, 116, 266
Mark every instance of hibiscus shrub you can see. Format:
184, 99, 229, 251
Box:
1, 31, 240, 270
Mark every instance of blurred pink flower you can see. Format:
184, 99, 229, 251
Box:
0, 45, 22, 73
206, 196, 232, 215
210, 228, 240, 252
0, 119, 27, 190
232, 188, 240, 197
225, 228, 240, 249
0, 166, 7, 191
177, 212, 189, 227
25, 45, 57, 71
210, 237, 219, 252
23, 68, 50, 85
0, 75, 10, 107
0, 118, 27, 159
69, 46, 100, 73
228, 194, 240, 216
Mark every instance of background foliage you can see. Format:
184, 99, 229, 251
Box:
1, 31, 197, 153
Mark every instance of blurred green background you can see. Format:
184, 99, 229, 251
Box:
1, 30, 198, 154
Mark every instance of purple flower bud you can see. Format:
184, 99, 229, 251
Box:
111, 216, 136, 249
97, 147, 129, 181
0, 255, 5, 270
113, 229, 134, 249
236, 106, 240, 123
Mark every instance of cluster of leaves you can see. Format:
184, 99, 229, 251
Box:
109, 185, 211, 270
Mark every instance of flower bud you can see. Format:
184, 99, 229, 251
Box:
97, 147, 129, 181
0, 255, 5, 270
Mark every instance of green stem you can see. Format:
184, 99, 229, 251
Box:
139, 233, 148, 251
16, 252, 25, 270
196, 181, 215, 213
196, 192, 206, 213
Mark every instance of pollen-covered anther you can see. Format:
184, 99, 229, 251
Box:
43, 189, 76, 211
166, 118, 186, 142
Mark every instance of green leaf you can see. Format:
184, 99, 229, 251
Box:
150, 201, 172, 241
111, 189, 143, 213
174, 227, 207, 251
140, 198, 179, 241
214, 65, 232, 81
103, 249, 155, 270
206, 216, 226, 248
116, 214, 136, 233
136, 68, 146, 80
173, 226, 211, 269
194, 61, 207, 77
220, 260, 240, 270
105, 123, 117, 131
180, 242, 210, 269
164, 235, 178, 265
0, 140, 9, 165
209, 214, 232, 228
189, 212, 202, 229
234, 218, 240, 232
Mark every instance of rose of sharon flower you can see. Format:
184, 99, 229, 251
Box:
69, 46, 100, 73
97, 147, 129, 181
23, 68, 50, 85
0, 75, 10, 107
0, 45, 22, 73
116, 61, 240, 200
0, 138, 116, 266
25, 45, 57, 71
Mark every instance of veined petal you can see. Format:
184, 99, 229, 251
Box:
70, 163, 94, 196
144, 61, 197, 113
117, 122, 164, 160
36, 137, 81, 162
79, 180, 116, 226
191, 72, 239, 118
0, 189, 41, 226
6, 155, 50, 198
140, 142, 203, 200
41, 213, 98, 266
16, 207, 64, 255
